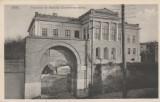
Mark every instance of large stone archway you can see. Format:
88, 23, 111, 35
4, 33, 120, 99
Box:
25, 40, 81, 99
40, 45, 79, 98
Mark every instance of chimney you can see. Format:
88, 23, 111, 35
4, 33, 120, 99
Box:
35, 12, 38, 16
53, 13, 58, 16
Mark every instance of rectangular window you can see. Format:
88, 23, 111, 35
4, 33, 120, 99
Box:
102, 26, 109, 40
110, 23, 116, 41
42, 28, 47, 37
127, 35, 131, 43
128, 48, 130, 54
132, 35, 136, 43
87, 26, 89, 39
83, 28, 86, 39
133, 48, 136, 55
75, 31, 79, 38
118, 32, 121, 41
65, 30, 71, 38
95, 25, 100, 39
53, 29, 58, 37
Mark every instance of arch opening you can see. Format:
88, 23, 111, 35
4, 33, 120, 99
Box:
40, 45, 77, 99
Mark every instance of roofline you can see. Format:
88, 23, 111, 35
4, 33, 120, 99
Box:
28, 18, 35, 32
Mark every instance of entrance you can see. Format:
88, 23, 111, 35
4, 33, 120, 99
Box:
40, 46, 77, 99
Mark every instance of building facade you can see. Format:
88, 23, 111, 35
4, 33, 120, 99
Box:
28, 8, 140, 63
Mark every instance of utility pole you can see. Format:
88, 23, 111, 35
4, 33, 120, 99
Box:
121, 4, 127, 98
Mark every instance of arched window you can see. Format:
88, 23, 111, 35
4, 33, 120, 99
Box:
96, 47, 101, 59
111, 48, 116, 60
104, 47, 109, 60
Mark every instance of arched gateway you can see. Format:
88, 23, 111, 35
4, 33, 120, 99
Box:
25, 37, 90, 99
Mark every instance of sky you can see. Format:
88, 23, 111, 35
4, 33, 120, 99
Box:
4, 4, 158, 43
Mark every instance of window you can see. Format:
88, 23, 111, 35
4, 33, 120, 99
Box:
118, 32, 121, 41
104, 47, 109, 60
128, 48, 131, 54
127, 35, 131, 43
110, 23, 116, 41
65, 30, 71, 38
102, 26, 109, 40
53, 29, 58, 37
83, 28, 86, 39
111, 48, 116, 60
87, 26, 89, 39
132, 35, 136, 43
42, 28, 47, 37
75, 31, 79, 38
95, 25, 100, 39
96, 47, 101, 59
133, 48, 136, 55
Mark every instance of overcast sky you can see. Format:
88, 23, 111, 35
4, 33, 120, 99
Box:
4, 4, 158, 43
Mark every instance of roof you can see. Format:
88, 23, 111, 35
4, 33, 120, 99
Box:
79, 8, 118, 19
95, 8, 118, 15
28, 12, 80, 32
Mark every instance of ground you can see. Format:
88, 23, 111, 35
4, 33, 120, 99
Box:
91, 88, 158, 99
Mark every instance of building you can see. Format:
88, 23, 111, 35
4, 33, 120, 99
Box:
25, 8, 140, 98
140, 42, 158, 63
28, 8, 140, 63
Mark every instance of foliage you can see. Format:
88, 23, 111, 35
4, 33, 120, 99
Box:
142, 41, 158, 54
5, 36, 25, 59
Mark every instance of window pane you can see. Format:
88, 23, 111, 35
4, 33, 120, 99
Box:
53, 29, 58, 37
104, 47, 109, 60
128, 48, 130, 54
42, 28, 47, 37
111, 48, 116, 60
132, 35, 136, 43
102, 25, 109, 40
110, 23, 116, 41
75, 31, 79, 38
65, 30, 71, 38
127, 35, 130, 43
83, 28, 86, 39
133, 48, 136, 54
96, 47, 100, 59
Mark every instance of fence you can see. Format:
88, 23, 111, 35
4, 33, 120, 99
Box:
5, 59, 25, 73
5, 59, 25, 99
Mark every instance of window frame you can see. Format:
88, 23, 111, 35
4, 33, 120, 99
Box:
102, 26, 109, 40
95, 25, 100, 40
74, 30, 79, 38
111, 48, 116, 60
128, 48, 131, 54
133, 48, 136, 55
83, 27, 86, 39
53, 29, 58, 37
127, 35, 131, 43
104, 47, 109, 60
96, 47, 101, 59
65, 30, 71, 38
110, 24, 116, 41
132, 35, 136, 43
42, 28, 48, 37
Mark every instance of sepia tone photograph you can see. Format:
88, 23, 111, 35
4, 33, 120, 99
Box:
4, 4, 158, 99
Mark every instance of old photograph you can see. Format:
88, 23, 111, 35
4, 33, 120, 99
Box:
4, 4, 158, 99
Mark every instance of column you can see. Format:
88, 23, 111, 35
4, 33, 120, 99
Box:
100, 21, 103, 40
116, 23, 119, 41
108, 22, 111, 41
